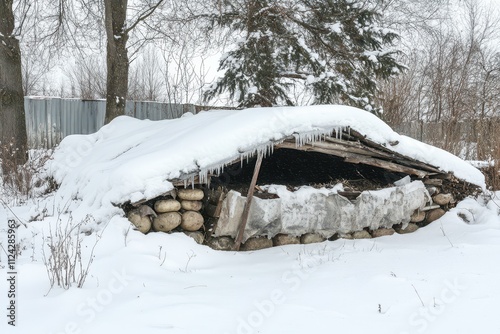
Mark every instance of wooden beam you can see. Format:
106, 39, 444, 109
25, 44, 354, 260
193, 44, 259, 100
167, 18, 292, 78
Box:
276, 141, 430, 178
314, 139, 394, 159
344, 155, 429, 178
324, 136, 396, 159
423, 178, 443, 186
346, 130, 443, 173
205, 192, 226, 218
172, 174, 201, 187
130, 189, 177, 207
234, 152, 264, 251
282, 136, 442, 174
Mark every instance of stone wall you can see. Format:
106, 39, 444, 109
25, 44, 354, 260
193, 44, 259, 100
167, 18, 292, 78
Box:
125, 178, 457, 251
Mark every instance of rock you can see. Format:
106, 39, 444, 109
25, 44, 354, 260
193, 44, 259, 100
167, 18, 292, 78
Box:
328, 234, 340, 241
433, 193, 453, 206
370, 228, 395, 238
136, 205, 157, 218
181, 200, 203, 211
153, 212, 182, 232
410, 210, 426, 223
127, 210, 152, 234
178, 188, 204, 201
207, 236, 234, 251
395, 223, 419, 234
352, 230, 372, 239
273, 234, 300, 246
300, 233, 326, 244
154, 199, 181, 213
185, 231, 204, 244
240, 237, 273, 251
181, 211, 204, 231
339, 233, 354, 239
426, 208, 446, 224
426, 186, 439, 196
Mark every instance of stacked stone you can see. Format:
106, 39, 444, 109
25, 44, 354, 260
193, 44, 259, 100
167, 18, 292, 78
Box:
127, 188, 206, 243
411, 188, 453, 223
128, 183, 457, 251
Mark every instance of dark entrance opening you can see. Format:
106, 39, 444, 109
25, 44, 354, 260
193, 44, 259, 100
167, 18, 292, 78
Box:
210, 148, 406, 192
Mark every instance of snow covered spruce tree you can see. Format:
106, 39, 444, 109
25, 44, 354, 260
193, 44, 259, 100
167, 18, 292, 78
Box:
204, 0, 404, 112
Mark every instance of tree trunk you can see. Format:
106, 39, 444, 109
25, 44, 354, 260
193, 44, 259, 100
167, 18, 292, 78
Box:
104, 0, 129, 124
0, 0, 27, 174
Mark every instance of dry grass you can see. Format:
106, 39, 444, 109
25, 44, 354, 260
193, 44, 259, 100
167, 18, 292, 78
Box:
0, 143, 54, 202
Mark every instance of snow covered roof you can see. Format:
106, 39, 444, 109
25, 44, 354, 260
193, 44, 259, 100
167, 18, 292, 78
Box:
46, 105, 485, 220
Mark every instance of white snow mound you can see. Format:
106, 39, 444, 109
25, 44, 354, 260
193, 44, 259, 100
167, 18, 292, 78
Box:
45, 105, 485, 221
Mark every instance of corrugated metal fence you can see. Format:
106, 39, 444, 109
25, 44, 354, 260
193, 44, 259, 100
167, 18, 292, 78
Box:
25, 97, 195, 149
26, 97, 497, 160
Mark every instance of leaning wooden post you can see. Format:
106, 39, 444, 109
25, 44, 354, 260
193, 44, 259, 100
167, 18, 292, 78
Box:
234, 152, 264, 251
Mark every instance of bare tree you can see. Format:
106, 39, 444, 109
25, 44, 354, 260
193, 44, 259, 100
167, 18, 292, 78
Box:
128, 45, 163, 101
0, 0, 28, 175
103, 0, 165, 123
379, 0, 500, 160
160, 38, 213, 105
66, 54, 107, 99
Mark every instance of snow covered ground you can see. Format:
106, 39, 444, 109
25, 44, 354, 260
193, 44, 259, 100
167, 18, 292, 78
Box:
1, 105, 498, 333
1, 192, 500, 334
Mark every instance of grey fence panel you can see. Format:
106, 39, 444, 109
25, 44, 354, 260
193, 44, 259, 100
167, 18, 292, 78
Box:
25, 97, 193, 149
124, 101, 194, 120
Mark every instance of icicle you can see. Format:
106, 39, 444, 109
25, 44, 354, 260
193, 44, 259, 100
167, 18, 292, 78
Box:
191, 175, 195, 189
184, 179, 187, 188
199, 169, 208, 185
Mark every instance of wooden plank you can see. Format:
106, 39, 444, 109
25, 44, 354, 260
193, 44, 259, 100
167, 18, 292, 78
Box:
172, 174, 201, 187
347, 129, 443, 173
205, 203, 219, 218
324, 136, 401, 160
277, 141, 347, 157
234, 152, 264, 251
205, 192, 225, 218
130, 189, 177, 207
423, 178, 443, 186
313, 139, 394, 159
429, 173, 453, 180
276, 141, 429, 178
344, 155, 429, 178
286, 137, 442, 174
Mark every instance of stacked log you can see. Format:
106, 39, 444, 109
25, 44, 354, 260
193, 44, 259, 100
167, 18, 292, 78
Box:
127, 188, 206, 243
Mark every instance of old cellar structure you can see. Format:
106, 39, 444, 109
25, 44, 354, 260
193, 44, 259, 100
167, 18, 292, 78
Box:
121, 109, 483, 251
